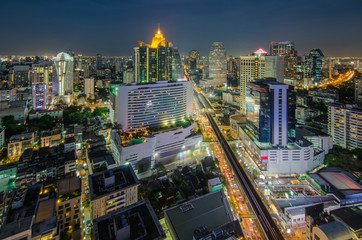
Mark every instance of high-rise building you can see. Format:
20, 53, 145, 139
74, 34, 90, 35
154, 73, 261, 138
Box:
123, 68, 135, 84
328, 103, 362, 149
31, 61, 54, 110
239, 79, 326, 175
270, 41, 297, 56
246, 79, 289, 147
134, 26, 173, 83
270, 41, 298, 80
53, 52, 74, 96
208, 42, 227, 85
9, 65, 30, 88
110, 81, 193, 131
227, 57, 239, 86
95, 53, 103, 70
172, 47, 183, 81
188, 49, 200, 70
84, 77, 94, 97
309, 49, 324, 82
239, 49, 284, 114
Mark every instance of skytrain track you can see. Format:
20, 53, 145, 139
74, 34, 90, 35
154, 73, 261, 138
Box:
196, 91, 284, 240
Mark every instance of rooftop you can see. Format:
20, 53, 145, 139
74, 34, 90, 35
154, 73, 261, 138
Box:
89, 165, 139, 200
58, 177, 81, 195
331, 206, 362, 232
315, 221, 353, 240
93, 199, 165, 240
164, 190, 233, 240
274, 195, 338, 210
35, 199, 56, 223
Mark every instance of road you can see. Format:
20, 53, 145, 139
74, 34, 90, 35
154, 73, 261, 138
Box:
195, 90, 284, 240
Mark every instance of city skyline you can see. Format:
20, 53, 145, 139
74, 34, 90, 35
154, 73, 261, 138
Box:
1, 0, 362, 57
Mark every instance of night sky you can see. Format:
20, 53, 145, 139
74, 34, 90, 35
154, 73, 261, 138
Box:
1, 0, 362, 57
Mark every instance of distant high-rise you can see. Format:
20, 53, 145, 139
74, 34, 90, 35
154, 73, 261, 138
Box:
53, 52, 74, 96
239, 48, 284, 114
172, 47, 183, 80
246, 79, 289, 147
96, 53, 103, 70
270, 41, 298, 80
188, 49, 200, 70
208, 42, 227, 85
9, 65, 30, 88
309, 48, 324, 81
134, 26, 173, 83
31, 61, 54, 110
84, 78, 94, 97
270, 41, 297, 56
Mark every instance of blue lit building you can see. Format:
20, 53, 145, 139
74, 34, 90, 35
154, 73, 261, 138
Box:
309, 48, 324, 81
246, 79, 289, 147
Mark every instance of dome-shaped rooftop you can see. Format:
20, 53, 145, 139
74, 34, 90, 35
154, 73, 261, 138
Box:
55, 52, 72, 61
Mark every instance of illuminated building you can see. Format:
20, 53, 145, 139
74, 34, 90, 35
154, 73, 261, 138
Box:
239, 79, 325, 175
84, 77, 94, 97
208, 42, 227, 85
31, 61, 54, 110
172, 47, 183, 81
110, 81, 193, 131
328, 103, 362, 149
309, 48, 324, 81
188, 49, 200, 70
53, 52, 74, 96
239, 48, 284, 114
270, 41, 298, 80
134, 26, 173, 83
89, 166, 139, 219
9, 65, 30, 88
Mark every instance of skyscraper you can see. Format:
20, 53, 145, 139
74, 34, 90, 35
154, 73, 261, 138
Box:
188, 49, 200, 70
134, 26, 173, 83
239, 48, 284, 115
208, 42, 227, 85
309, 48, 324, 82
31, 61, 54, 110
246, 79, 289, 147
53, 52, 74, 96
84, 78, 94, 97
270, 41, 298, 80
9, 65, 30, 88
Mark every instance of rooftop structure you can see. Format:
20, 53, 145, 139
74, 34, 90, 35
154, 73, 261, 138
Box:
93, 200, 165, 240
164, 190, 235, 240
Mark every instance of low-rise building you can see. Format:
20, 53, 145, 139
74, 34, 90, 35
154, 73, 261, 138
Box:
89, 166, 139, 219
28, 109, 63, 120
164, 190, 242, 240
7, 132, 34, 160
93, 200, 165, 240
56, 177, 81, 233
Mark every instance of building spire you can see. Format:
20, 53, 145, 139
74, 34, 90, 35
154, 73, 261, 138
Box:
157, 23, 160, 34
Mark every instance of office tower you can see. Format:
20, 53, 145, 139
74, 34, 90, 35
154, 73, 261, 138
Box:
110, 81, 193, 131
134, 26, 173, 83
246, 79, 289, 147
227, 57, 239, 86
328, 103, 362, 149
355, 75, 362, 101
172, 47, 183, 80
208, 42, 227, 85
31, 61, 54, 110
270, 41, 297, 56
309, 49, 324, 82
264, 56, 284, 82
189, 49, 200, 70
84, 78, 94, 97
239, 48, 284, 114
9, 65, 30, 88
270, 41, 298, 80
53, 52, 74, 96
96, 53, 103, 70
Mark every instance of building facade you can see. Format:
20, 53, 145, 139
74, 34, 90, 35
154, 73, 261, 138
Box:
328, 103, 362, 149
53, 52, 74, 96
110, 81, 193, 131
208, 42, 227, 85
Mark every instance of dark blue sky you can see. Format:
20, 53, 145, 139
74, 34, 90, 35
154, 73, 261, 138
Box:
1, 0, 362, 57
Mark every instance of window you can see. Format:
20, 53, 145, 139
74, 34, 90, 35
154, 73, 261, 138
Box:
65, 203, 70, 208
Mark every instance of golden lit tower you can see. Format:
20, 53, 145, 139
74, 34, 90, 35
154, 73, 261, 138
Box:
134, 25, 174, 83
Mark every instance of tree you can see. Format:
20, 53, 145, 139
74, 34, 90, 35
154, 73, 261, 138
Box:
93, 107, 109, 117
83, 107, 93, 118
1, 116, 26, 140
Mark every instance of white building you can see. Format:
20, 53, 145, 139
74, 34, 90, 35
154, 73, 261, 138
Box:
328, 103, 362, 149
110, 122, 202, 174
123, 68, 135, 84
53, 52, 74, 97
110, 81, 193, 131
